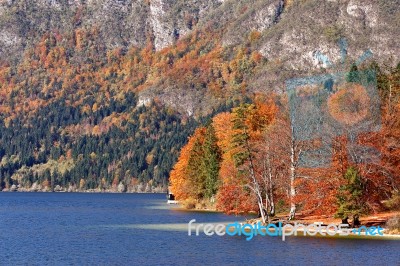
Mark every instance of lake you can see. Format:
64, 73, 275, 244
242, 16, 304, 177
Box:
0, 193, 398, 265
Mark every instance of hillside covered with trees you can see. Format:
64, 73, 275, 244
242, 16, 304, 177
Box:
0, 0, 398, 198
0, 20, 261, 192
170, 65, 400, 221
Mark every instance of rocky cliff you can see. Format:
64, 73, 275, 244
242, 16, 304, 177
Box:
2, 1, 397, 95
0, 0, 222, 58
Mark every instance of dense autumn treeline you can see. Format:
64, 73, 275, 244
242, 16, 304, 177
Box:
0, 25, 262, 191
0, 26, 264, 120
170, 65, 400, 222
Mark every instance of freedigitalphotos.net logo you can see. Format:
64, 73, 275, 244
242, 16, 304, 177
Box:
187, 219, 384, 241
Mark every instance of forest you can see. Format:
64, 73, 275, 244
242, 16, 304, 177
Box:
0, 24, 260, 192
170, 64, 400, 222
0, 2, 398, 224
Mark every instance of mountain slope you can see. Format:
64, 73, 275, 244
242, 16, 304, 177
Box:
0, 0, 398, 192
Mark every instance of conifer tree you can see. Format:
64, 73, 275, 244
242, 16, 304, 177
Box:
202, 124, 221, 199
336, 167, 366, 226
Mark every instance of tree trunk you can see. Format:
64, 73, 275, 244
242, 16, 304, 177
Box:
246, 137, 268, 224
288, 137, 296, 220
269, 195, 275, 217
266, 155, 275, 217
265, 191, 275, 217
258, 201, 267, 224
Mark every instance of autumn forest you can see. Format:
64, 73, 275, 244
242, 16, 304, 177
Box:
170, 65, 400, 222
0, 0, 398, 224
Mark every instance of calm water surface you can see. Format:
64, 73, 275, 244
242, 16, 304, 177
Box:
0, 193, 398, 265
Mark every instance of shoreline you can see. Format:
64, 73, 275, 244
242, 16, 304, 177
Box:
171, 206, 222, 213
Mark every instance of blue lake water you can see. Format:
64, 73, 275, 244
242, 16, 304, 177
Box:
0, 193, 398, 265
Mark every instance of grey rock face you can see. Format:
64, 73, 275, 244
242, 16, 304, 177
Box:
0, 0, 223, 59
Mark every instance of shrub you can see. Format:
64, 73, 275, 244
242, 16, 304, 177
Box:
384, 192, 400, 211
386, 215, 400, 234
182, 197, 197, 209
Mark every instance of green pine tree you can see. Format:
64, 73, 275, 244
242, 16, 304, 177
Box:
346, 63, 361, 83
202, 124, 221, 199
231, 104, 252, 167
336, 167, 367, 226
187, 137, 206, 199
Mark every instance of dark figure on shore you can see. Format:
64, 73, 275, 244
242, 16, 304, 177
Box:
352, 215, 361, 227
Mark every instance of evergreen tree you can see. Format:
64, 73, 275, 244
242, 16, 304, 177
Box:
202, 124, 221, 199
336, 167, 366, 226
187, 136, 206, 199
346, 63, 361, 83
